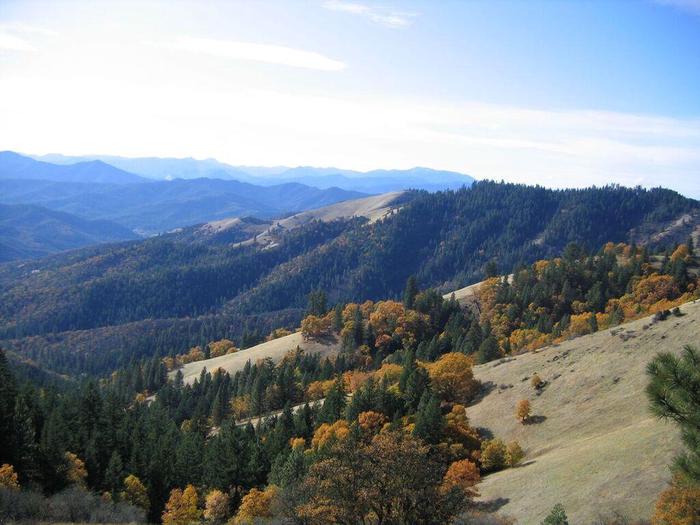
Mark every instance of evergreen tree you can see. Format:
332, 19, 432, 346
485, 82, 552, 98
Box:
104, 451, 124, 492
647, 345, 700, 481
0, 349, 17, 465
319, 376, 346, 424
403, 365, 429, 412
413, 392, 443, 445
211, 390, 224, 426
403, 276, 419, 309
541, 503, 569, 525
477, 336, 501, 364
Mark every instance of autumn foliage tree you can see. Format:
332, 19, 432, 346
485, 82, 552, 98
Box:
162, 484, 201, 525
63, 451, 87, 487
121, 474, 149, 513
427, 352, 480, 404
480, 439, 508, 472
0, 464, 19, 490
233, 485, 278, 525
652, 475, 700, 525
203, 489, 230, 522
440, 459, 480, 499
298, 431, 467, 525
516, 399, 532, 423
301, 315, 331, 340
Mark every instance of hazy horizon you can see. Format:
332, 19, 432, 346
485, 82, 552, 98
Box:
1, 0, 699, 198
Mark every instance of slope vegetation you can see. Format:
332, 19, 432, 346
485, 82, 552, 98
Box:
1, 182, 696, 376
468, 301, 699, 523
177, 332, 341, 385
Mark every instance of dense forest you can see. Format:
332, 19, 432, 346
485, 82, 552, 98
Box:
0, 182, 697, 377
1, 237, 698, 523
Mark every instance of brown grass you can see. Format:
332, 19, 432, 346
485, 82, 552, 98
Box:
175, 331, 341, 385
467, 301, 700, 523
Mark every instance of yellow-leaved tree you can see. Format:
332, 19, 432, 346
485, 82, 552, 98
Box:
233, 486, 278, 525
427, 352, 480, 404
203, 489, 230, 522
162, 484, 201, 525
0, 464, 19, 490
64, 451, 87, 487
121, 474, 149, 513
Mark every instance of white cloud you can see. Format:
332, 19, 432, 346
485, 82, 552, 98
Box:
2, 70, 698, 197
0, 22, 58, 53
150, 37, 346, 71
322, 0, 416, 28
0, 22, 58, 37
0, 32, 35, 52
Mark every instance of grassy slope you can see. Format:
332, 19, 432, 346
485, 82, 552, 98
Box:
177, 331, 341, 385
468, 301, 700, 524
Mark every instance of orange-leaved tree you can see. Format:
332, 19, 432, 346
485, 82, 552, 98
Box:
516, 399, 531, 423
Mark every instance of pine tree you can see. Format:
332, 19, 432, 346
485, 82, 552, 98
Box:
404, 365, 429, 412
211, 390, 224, 426
647, 345, 700, 481
541, 503, 569, 525
104, 451, 124, 493
13, 394, 39, 483
319, 376, 346, 424
0, 349, 17, 465
477, 336, 501, 364
413, 392, 443, 444
403, 276, 419, 309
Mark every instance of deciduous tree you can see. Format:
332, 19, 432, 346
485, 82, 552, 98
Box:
162, 484, 201, 525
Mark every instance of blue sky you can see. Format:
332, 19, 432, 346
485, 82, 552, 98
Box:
0, 0, 699, 197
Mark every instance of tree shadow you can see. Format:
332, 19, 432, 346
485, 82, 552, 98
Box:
525, 414, 547, 425
475, 427, 494, 440
472, 381, 496, 403
514, 459, 536, 468
473, 497, 510, 513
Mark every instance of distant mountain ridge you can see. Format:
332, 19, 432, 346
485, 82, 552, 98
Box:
30, 153, 475, 193
0, 177, 366, 235
0, 203, 137, 262
0, 152, 368, 236
0, 151, 148, 184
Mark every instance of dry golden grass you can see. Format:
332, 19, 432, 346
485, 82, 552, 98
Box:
468, 301, 700, 524
175, 331, 341, 386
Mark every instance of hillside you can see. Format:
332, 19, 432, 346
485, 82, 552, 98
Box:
0, 182, 697, 376
177, 332, 341, 385
468, 301, 700, 523
0, 175, 365, 235
0, 203, 137, 261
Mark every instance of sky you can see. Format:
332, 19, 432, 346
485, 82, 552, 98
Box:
0, 0, 699, 197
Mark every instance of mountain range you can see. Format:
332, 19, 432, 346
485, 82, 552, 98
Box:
1, 181, 696, 375
30, 153, 475, 193
0, 152, 475, 257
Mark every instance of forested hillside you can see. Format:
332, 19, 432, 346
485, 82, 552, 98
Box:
0, 203, 137, 261
1, 238, 698, 524
0, 182, 696, 376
